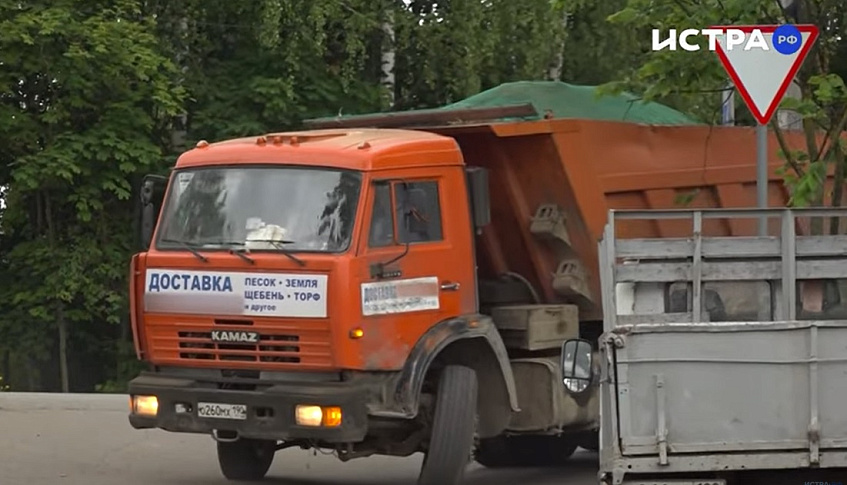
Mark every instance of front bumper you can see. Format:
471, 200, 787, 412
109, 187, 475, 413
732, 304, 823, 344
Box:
128, 372, 369, 443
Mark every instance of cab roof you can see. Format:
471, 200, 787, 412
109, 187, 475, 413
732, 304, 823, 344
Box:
174, 128, 463, 171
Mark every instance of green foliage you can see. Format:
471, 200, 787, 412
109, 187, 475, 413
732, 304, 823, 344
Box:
674, 189, 700, 207
392, 0, 565, 109
0, 0, 570, 391
0, 0, 184, 391
777, 71, 847, 208
553, 0, 645, 86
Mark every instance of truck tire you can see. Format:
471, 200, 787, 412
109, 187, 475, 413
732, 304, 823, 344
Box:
217, 438, 276, 481
417, 365, 478, 485
475, 435, 577, 468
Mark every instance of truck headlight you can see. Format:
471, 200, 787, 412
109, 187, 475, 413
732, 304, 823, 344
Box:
130, 395, 159, 417
295, 405, 342, 427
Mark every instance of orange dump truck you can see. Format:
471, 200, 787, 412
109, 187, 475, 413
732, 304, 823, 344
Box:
127, 82, 809, 484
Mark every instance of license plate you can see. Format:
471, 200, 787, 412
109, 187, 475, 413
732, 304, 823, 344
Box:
197, 402, 247, 420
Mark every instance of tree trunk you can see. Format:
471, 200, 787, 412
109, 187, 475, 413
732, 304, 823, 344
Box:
2, 349, 9, 389
26, 356, 38, 391
800, 83, 825, 235
381, 6, 396, 108
57, 303, 69, 393
829, 138, 846, 235
171, 16, 189, 150
44, 193, 70, 393
547, 9, 569, 81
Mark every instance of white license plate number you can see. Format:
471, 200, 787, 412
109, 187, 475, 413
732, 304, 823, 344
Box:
197, 402, 247, 420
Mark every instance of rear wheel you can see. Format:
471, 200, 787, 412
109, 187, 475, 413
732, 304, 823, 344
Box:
417, 365, 479, 485
476, 434, 578, 468
217, 438, 276, 481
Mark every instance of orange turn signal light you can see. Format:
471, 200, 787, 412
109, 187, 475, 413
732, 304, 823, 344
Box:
323, 406, 342, 427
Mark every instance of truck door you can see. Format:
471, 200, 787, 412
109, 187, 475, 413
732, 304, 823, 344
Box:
357, 174, 474, 357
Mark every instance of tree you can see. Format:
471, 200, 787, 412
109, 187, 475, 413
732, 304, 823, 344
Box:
553, 0, 644, 85
143, 0, 389, 145
392, 0, 567, 109
0, 0, 185, 391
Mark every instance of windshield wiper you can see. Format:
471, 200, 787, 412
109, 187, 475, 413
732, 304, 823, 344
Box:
160, 238, 209, 263
196, 240, 256, 265
229, 247, 255, 265
209, 240, 305, 267
251, 239, 306, 267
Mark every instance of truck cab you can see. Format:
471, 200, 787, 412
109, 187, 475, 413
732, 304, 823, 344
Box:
132, 130, 482, 371
128, 129, 528, 484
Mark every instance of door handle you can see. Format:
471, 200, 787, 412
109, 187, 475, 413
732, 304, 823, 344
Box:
440, 281, 460, 291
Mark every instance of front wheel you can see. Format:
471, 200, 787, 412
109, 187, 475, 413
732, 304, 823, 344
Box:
217, 438, 276, 481
417, 365, 479, 485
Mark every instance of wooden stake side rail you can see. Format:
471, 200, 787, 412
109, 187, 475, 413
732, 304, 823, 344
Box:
600, 208, 847, 328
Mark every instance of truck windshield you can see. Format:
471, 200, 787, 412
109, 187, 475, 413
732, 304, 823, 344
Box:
156, 166, 362, 253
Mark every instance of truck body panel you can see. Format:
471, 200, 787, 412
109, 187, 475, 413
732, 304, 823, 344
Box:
615, 320, 847, 456
592, 208, 847, 485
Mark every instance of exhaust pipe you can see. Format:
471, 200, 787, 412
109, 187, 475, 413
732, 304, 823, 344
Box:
212, 429, 240, 443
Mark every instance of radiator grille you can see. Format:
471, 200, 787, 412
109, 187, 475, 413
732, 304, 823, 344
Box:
145, 315, 334, 369
177, 331, 302, 363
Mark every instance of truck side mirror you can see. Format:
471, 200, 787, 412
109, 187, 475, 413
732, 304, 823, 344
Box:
465, 167, 490, 231
560, 338, 594, 394
139, 174, 168, 250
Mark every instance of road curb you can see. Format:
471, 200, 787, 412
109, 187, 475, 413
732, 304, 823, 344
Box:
0, 392, 128, 412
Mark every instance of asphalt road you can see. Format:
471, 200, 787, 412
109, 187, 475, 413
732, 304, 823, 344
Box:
0, 393, 598, 485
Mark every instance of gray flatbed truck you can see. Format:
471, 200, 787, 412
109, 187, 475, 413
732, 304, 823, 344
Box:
561, 208, 847, 485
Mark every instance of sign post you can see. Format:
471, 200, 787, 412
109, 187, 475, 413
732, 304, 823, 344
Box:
710, 24, 819, 235
756, 123, 768, 235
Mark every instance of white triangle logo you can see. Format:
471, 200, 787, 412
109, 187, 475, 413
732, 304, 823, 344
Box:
712, 25, 818, 125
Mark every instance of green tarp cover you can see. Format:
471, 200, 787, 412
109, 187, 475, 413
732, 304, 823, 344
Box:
309, 81, 700, 126
442, 81, 699, 125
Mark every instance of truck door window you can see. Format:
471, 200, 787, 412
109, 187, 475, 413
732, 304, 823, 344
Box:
394, 181, 443, 243
368, 183, 395, 247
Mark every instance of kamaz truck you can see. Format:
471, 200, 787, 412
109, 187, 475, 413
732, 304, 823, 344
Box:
126, 82, 813, 483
